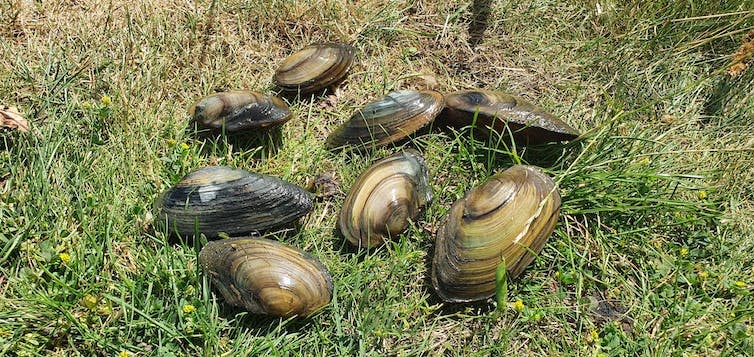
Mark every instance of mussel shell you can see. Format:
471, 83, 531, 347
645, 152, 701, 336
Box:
191, 91, 292, 132
431, 165, 561, 303
156, 166, 313, 238
338, 149, 432, 248
325, 90, 444, 150
274, 43, 355, 95
199, 237, 333, 317
441, 90, 579, 144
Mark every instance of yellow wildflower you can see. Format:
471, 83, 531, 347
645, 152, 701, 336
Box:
101, 95, 112, 106
59, 252, 71, 264
180, 143, 190, 151
698, 191, 707, 200
182, 304, 196, 314
590, 329, 600, 343
512, 299, 524, 312
166, 139, 177, 146
697, 271, 709, 280
82, 294, 98, 310
734, 281, 747, 289
679, 248, 689, 256
119, 351, 130, 357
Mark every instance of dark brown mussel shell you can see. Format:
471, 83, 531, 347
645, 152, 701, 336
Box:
274, 43, 355, 95
199, 237, 333, 317
156, 166, 313, 238
338, 149, 432, 248
191, 91, 292, 132
325, 90, 444, 150
441, 90, 580, 144
431, 165, 561, 303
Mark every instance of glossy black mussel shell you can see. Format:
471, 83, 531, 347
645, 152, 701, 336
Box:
441, 90, 580, 144
191, 91, 292, 133
156, 166, 313, 238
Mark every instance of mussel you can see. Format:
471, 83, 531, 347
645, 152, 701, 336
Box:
274, 43, 355, 95
338, 149, 432, 248
325, 90, 444, 150
156, 166, 313, 238
441, 90, 580, 144
431, 165, 561, 303
191, 91, 292, 132
199, 237, 333, 317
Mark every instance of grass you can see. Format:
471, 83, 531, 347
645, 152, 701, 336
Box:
1, 0, 753, 355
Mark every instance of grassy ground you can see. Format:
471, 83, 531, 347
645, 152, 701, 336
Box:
1, 0, 753, 355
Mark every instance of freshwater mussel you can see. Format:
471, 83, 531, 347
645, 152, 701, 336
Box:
191, 91, 292, 133
199, 237, 333, 317
441, 90, 580, 145
431, 165, 561, 303
338, 149, 432, 248
326, 90, 444, 150
156, 166, 313, 238
274, 43, 355, 95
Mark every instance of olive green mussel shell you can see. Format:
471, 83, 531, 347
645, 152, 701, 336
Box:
326, 90, 444, 150
199, 237, 333, 317
441, 90, 579, 144
191, 91, 292, 132
338, 149, 432, 248
156, 166, 313, 238
274, 43, 355, 95
431, 165, 561, 303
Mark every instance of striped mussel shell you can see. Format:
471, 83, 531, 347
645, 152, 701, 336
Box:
338, 149, 432, 248
199, 237, 333, 317
273, 43, 355, 95
156, 166, 313, 238
191, 91, 292, 132
431, 165, 561, 303
325, 90, 444, 150
441, 90, 579, 144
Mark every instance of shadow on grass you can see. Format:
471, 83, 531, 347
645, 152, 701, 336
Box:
468, 0, 493, 47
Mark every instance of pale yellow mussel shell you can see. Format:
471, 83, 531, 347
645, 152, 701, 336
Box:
431, 165, 561, 302
274, 43, 355, 95
338, 149, 432, 248
199, 237, 333, 317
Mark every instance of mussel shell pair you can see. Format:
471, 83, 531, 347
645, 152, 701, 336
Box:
192, 91, 292, 133
274, 43, 355, 95
441, 90, 580, 145
338, 149, 432, 248
326, 90, 444, 150
199, 237, 333, 317
431, 165, 561, 303
156, 166, 313, 238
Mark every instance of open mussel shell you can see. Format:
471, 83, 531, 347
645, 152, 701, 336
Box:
274, 43, 355, 95
156, 166, 313, 238
325, 90, 444, 150
191, 91, 292, 133
338, 149, 432, 248
431, 165, 561, 303
441, 90, 580, 144
199, 237, 333, 317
